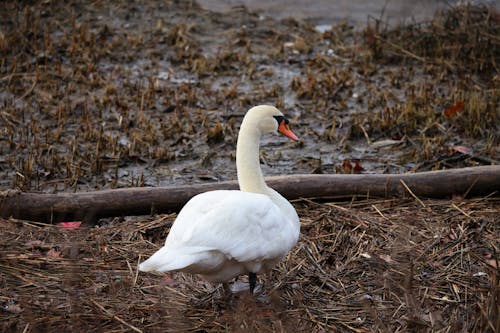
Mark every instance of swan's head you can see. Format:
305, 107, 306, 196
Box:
245, 105, 299, 141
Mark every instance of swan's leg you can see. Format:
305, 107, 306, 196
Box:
249, 272, 257, 294
222, 282, 231, 296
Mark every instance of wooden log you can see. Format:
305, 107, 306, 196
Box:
0, 165, 498, 224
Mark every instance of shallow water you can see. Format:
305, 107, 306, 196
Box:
198, 0, 498, 26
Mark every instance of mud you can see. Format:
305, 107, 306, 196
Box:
0, 1, 498, 193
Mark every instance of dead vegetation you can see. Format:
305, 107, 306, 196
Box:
358, 4, 499, 163
1, 197, 498, 332
0, 1, 499, 332
364, 4, 499, 83
1, 1, 498, 191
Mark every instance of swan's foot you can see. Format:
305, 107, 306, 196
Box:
249, 272, 257, 294
230, 279, 263, 294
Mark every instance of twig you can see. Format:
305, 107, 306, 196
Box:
134, 255, 141, 288
358, 123, 372, 145
0, 72, 34, 82
374, 34, 425, 62
399, 180, 426, 208
451, 203, 472, 218
15, 78, 38, 102
463, 177, 479, 199
90, 298, 143, 333
371, 204, 389, 220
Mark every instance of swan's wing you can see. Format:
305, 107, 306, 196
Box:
168, 190, 298, 263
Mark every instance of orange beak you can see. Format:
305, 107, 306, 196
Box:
278, 119, 299, 141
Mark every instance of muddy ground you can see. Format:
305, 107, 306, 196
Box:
0, 1, 498, 192
0, 1, 499, 332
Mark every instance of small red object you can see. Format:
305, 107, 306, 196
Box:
452, 145, 473, 155
342, 159, 353, 172
444, 101, 464, 117
57, 221, 82, 229
353, 160, 364, 173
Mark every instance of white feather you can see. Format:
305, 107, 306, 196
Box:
138, 105, 300, 283
139, 190, 298, 281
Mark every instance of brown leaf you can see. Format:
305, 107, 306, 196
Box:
339, 159, 353, 174
353, 159, 364, 173
444, 100, 464, 117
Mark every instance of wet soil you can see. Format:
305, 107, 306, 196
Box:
0, 1, 498, 193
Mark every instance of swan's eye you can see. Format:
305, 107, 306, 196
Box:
273, 115, 286, 128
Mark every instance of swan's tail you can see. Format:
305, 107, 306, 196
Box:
139, 246, 189, 272
139, 245, 220, 273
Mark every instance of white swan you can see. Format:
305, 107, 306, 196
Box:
138, 105, 300, 294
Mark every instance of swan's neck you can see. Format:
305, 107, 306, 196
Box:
236, 125, 268, 194
236, 118, 300, 225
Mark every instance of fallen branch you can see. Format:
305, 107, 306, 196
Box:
0, 166, 498, 224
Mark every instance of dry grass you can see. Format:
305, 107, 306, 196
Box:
360, 4, 500, 142
1, 197, 498, 332
365, 4, 500, 83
